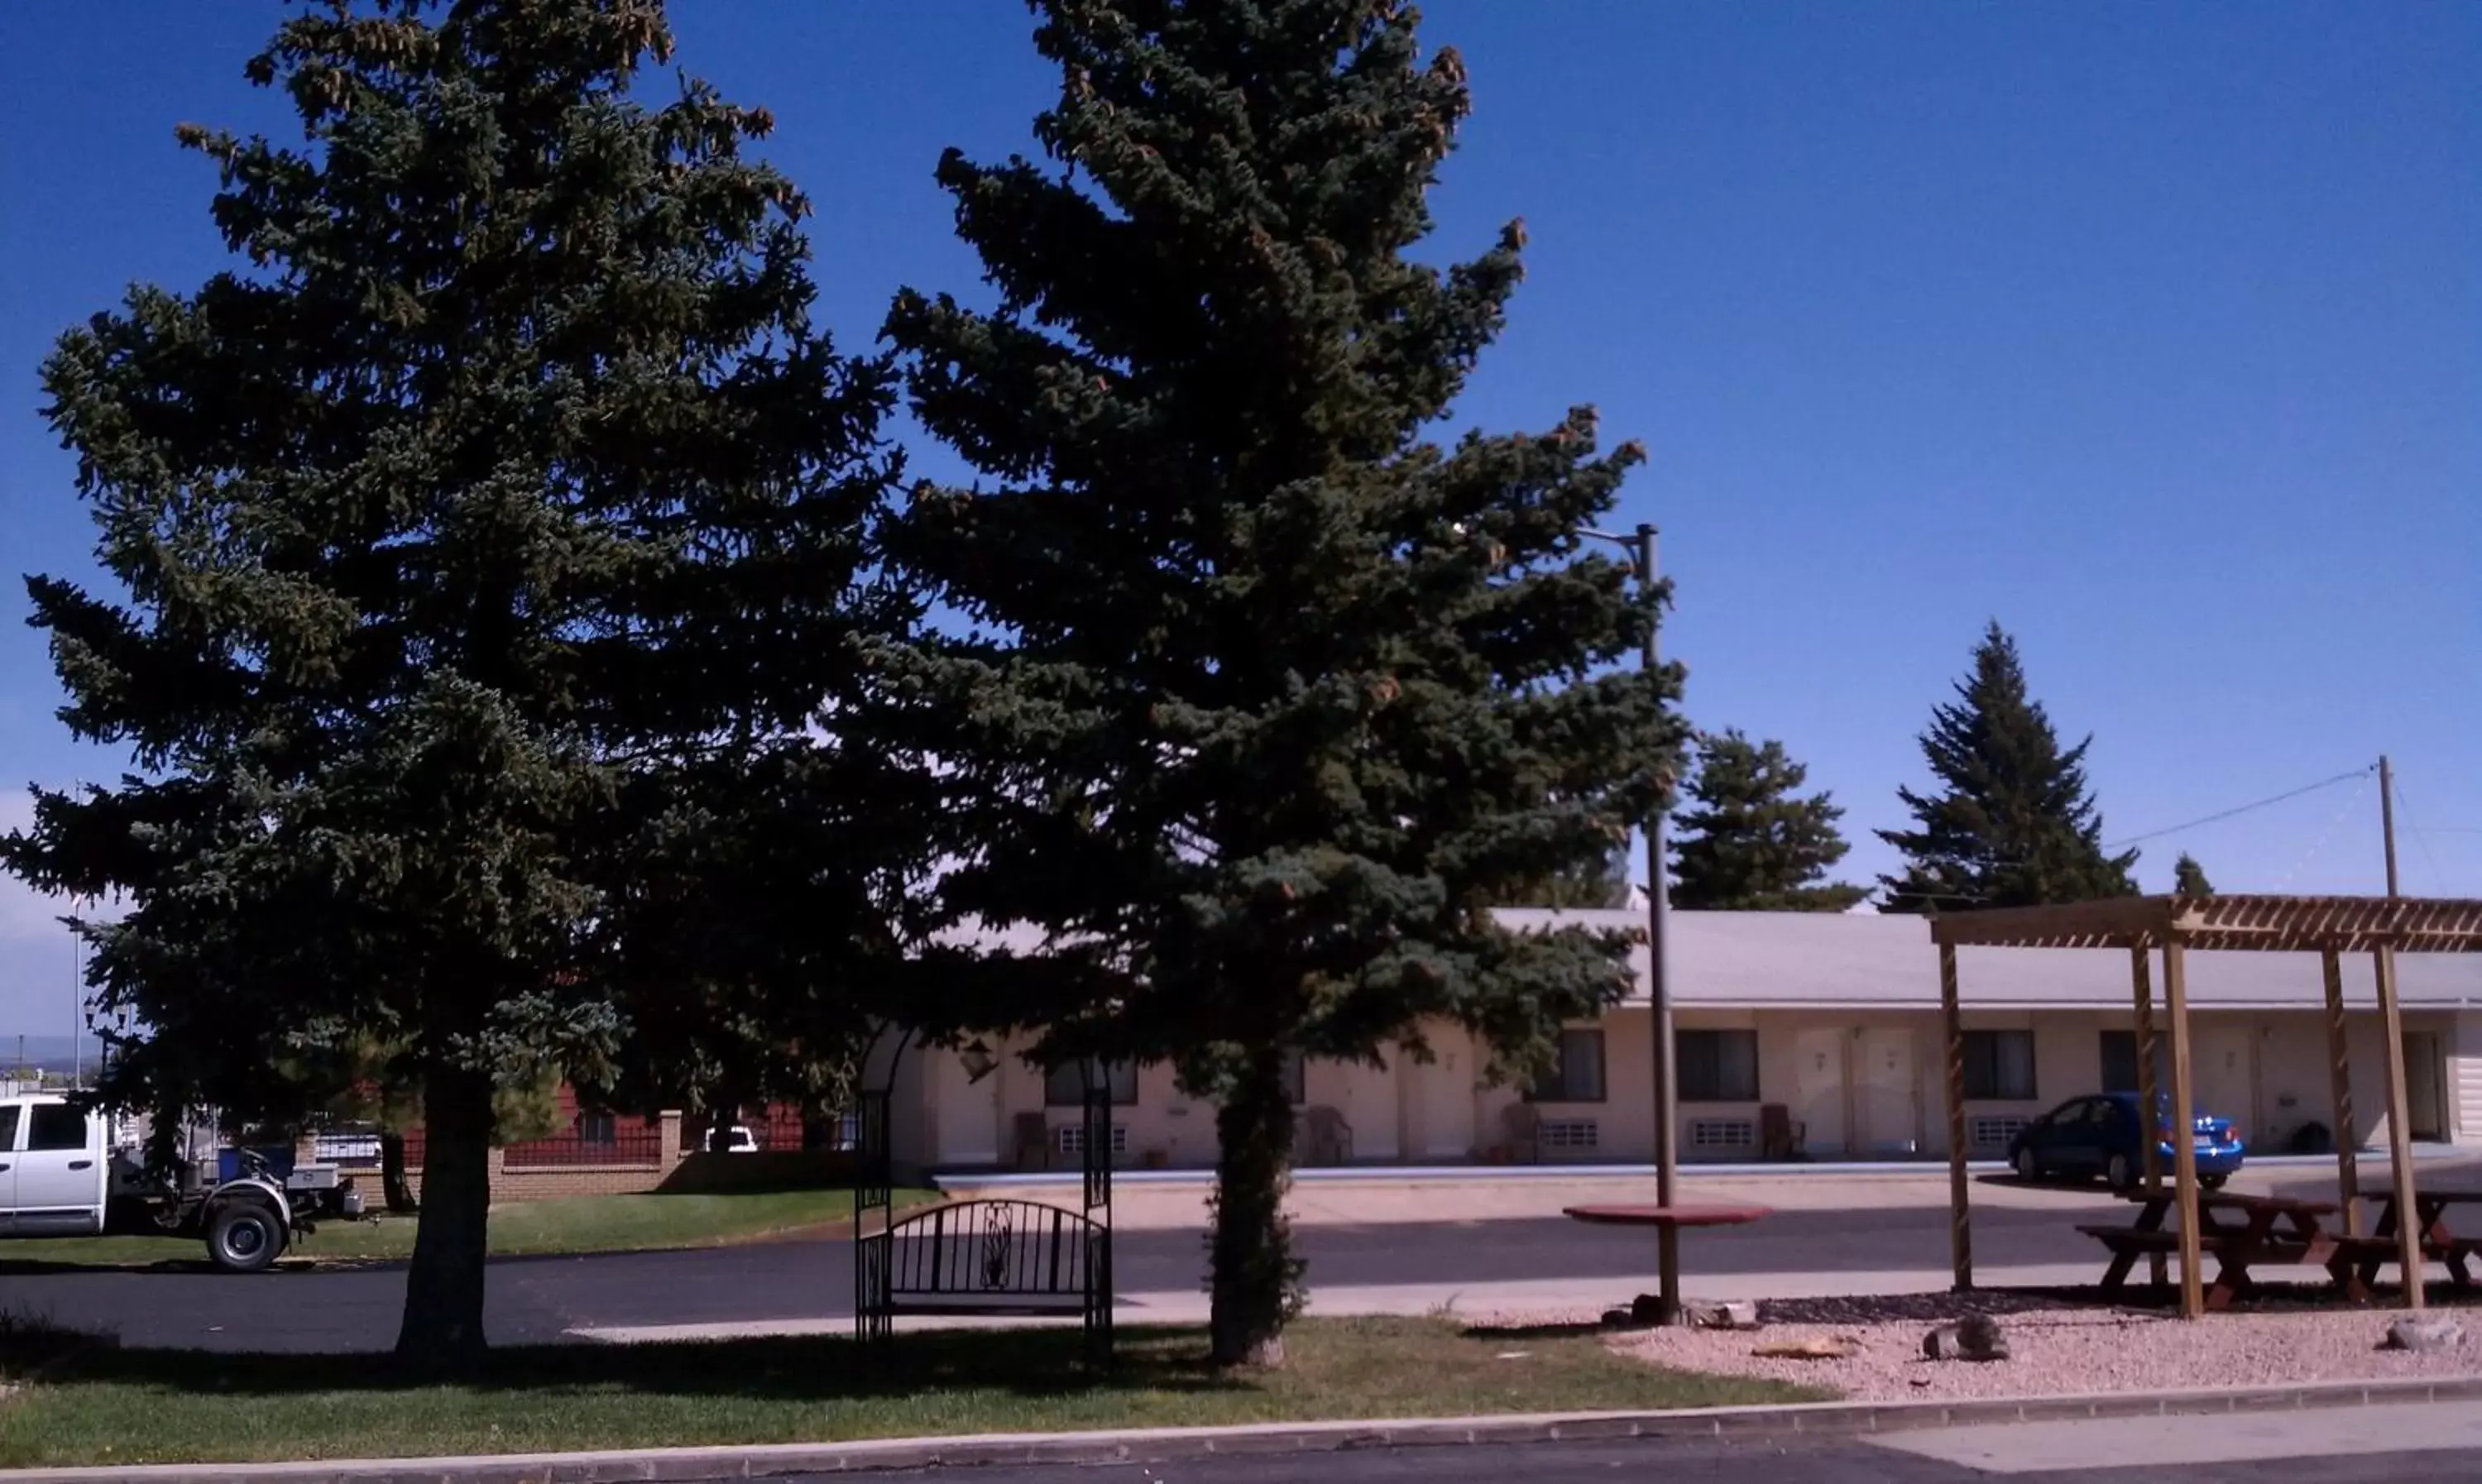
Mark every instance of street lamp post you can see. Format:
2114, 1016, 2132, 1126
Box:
1579, 520, 1680, 1322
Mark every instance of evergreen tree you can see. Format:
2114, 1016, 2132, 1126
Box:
1481, 840, 1634, 909
883, 0, 1679, 1365
1671, 730, 1866, 912
2173, 852, 2214, 897
2, 0, 908, 1371
1877, 623, 2139, 912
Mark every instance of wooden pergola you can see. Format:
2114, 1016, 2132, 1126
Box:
1931, 894, 2482, 1319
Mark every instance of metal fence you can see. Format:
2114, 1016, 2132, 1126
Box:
680, 1103, 856, 1153
501, 1113, 668, 1167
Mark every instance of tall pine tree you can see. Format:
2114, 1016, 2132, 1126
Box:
883, 0, 1679, 1365
1672, 730, 1866, 911
2173, 852, 2214, 896
1489, 845, 1634, 908
1877, 623, 2138, 912
2, 0, 908, 1370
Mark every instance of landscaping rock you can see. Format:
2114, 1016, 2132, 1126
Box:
2384, 1316, 2464, 1352
1753, 1336, 1861, 1360
1601, 1307, 1637, 1329
1630, 1293, 1666, 1325
1923, 1312, 2010, 1362
1691, 1300, 1761, 1330
1957, 1310, 2009, 1361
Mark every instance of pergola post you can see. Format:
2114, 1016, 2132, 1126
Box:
1922, 892, 2482, 1320
2161, 938, 2206, 1319
2374, 943, 2424, 1309
1939, 940, 1971, 1292
2320, 946, 2360, 1236
2129, 945, 2165, 1286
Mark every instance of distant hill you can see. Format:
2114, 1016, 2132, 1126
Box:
1, 1034, 91, 1075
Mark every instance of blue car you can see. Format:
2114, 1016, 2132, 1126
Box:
2007, 1090, 2245, 1191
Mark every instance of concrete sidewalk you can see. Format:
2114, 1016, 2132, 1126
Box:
568, 1261, 2111, 1343
1879, 1399, 2482, 1474
946, 1153, 2482, 1232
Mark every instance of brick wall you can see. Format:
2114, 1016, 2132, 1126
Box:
351, 1108, 688, 1204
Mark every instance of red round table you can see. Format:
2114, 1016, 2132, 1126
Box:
1561, 1203, 1772, 1228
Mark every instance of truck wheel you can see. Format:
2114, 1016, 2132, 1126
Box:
207, 1199, 287, 1273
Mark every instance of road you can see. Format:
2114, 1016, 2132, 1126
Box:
0, 1197, 2110, 1351
879, 1438, 2482, 1483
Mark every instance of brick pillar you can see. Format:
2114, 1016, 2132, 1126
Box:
485, 1145, 507, 1204
659, 1110, 686, 1171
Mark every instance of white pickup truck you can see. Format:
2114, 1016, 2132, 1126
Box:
0, 1091, 362, 1271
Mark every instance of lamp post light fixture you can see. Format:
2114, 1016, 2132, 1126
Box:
1576, 519, 1681, 1324
958, 1037, 999, 1084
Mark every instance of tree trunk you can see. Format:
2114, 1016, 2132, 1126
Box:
1208, 1045, 1302, 1367
394, 1064, 492, 1374
379, 1130, 419, 1214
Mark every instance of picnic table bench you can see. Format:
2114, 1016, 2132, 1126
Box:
2078, 1190, 2341, 1311
2336, 1186, 2482, 1293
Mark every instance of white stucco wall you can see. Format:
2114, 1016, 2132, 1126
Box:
903, 997, 2482, 1171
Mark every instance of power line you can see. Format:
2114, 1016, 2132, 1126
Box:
2274, 773, 2373, 892
2389, 774, 2458, 897
2103, 765, 2377, 851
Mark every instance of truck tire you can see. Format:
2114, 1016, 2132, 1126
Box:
206, 1199, 287, 1273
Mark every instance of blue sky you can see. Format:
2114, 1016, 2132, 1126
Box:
1, 2, 2475, 1035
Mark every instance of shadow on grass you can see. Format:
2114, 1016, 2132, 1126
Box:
5, 1322, 1252, 1405
1460, 1319, 1609, 1341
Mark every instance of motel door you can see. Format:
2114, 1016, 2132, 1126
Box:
932, 1049, 1003, 1166
2405, 1032, 2447, 1142
1855, 1027, 1919, 1156
1790, 1027, 1847, 1156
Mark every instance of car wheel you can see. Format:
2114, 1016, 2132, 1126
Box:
2014, 1147, 2041, 1184
207, 1199, 287, 1273
2106, 1153, 2135, 1191
2200, 1173, 2228, 1191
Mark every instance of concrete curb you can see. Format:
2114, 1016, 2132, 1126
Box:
937, 1149, 2459, 1190
12, 1376, 2482, 1483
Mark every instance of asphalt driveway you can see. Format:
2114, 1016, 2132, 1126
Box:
0, 1196, 2113, 1352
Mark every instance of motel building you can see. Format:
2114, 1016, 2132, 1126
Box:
884, 908, 2482, 1175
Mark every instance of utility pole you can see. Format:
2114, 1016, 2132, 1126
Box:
1578, 519, 1682, 1323
2379, 754, 2399, 898
1635, 521, 1681, 1324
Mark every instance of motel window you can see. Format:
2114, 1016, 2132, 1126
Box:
577, 1112, 618, 1144
1962, 1030, 2038, 1102
1044, 1058, 1140, 1107
1678, 1029, 1760, 1103
1528, 1028, 1608, 1103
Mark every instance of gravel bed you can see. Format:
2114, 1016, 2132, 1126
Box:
1469, 1290, 2482, 1403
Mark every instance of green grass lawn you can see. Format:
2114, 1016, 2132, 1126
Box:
0, 1317, 1821, 1467
0, 1187, 941, 1270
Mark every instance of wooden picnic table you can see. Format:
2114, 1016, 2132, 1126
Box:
2079, 1190, 2341, 1311
2346, 1185, 2482, 1291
